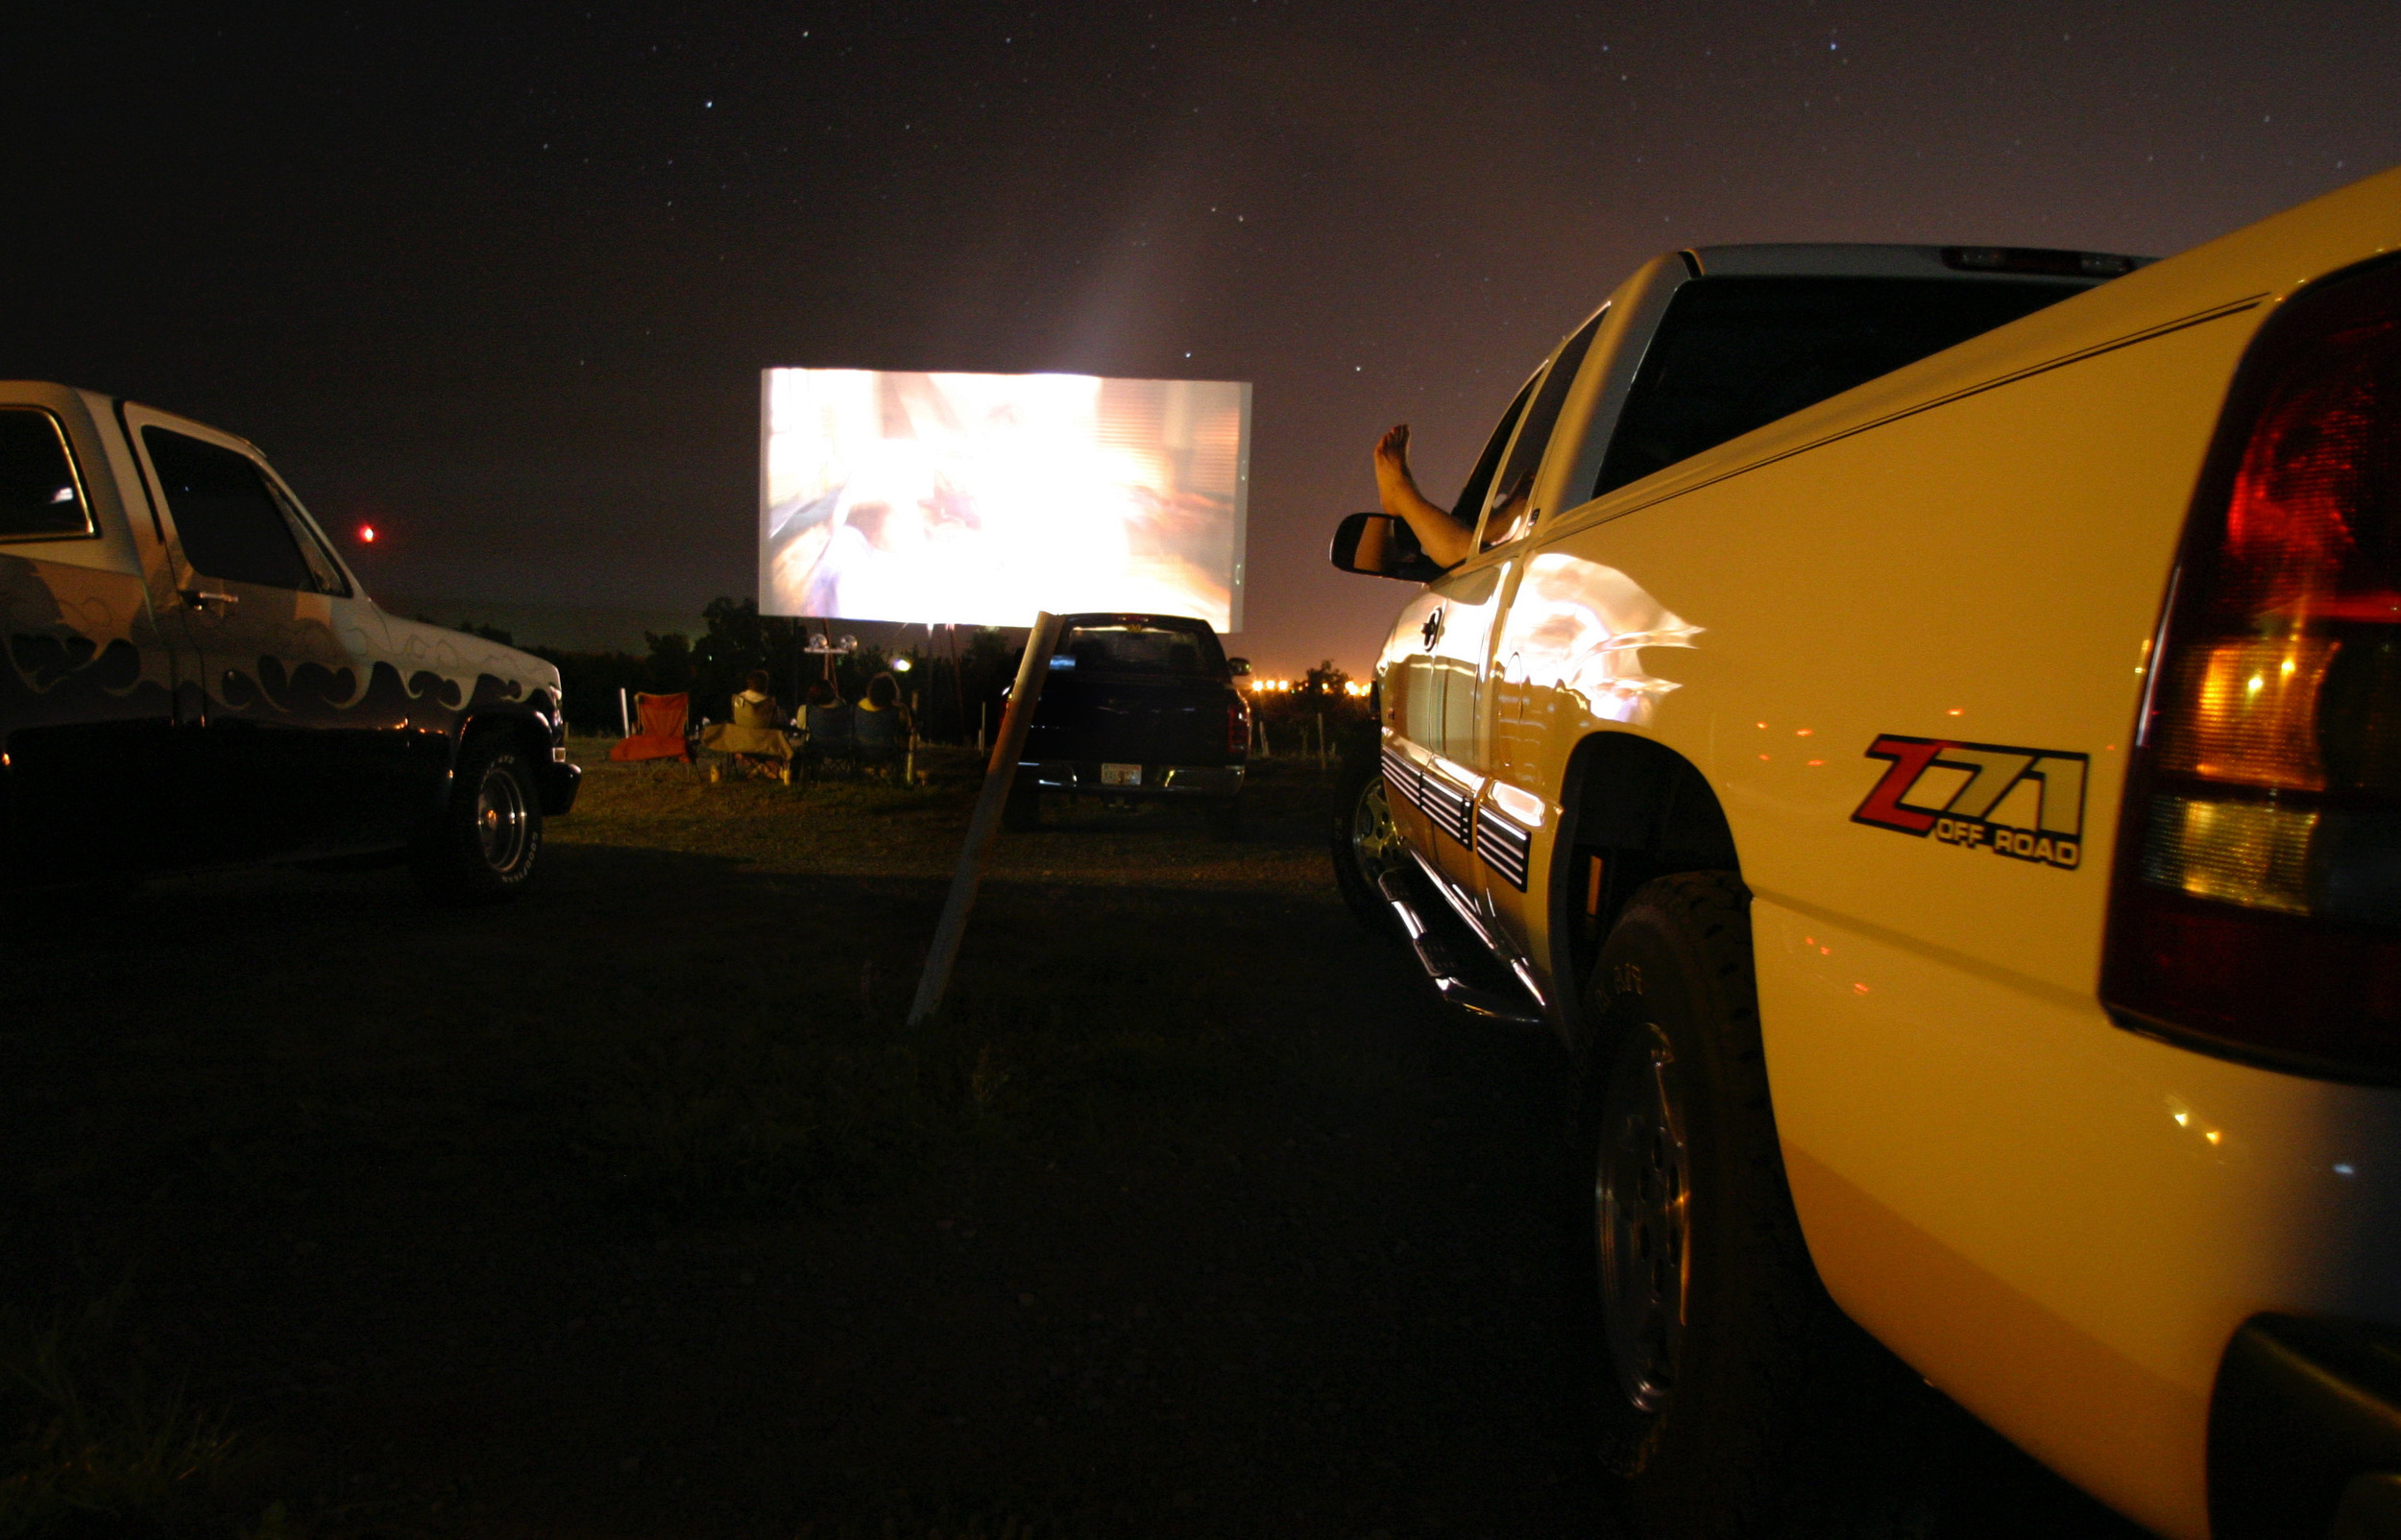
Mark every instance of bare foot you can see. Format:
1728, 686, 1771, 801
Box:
1372, 423, 1421, 516
1367, 422, 1473, 568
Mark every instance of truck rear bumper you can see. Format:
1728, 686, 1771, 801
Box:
1018, 761, 1244, 799
2210, 1313, 2401, 1539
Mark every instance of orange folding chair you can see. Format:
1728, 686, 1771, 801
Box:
609, 691, 693, 762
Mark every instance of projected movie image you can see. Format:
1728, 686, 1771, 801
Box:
762, 370, 1250, 630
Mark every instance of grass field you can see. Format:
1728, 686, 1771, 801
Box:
1, 744, 2142, 1537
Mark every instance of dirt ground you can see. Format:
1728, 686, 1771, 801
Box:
1, 746, 2147, 1538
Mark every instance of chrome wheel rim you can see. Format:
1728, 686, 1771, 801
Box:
1596, 1023, 1690, 1414
475, 763, 530, 873
1350, 777, 1405, 888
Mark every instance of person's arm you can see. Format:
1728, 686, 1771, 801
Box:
1372, 423, 1474, 569
1350, 515, 1392, 572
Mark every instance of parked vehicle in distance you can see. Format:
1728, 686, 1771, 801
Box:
0, 383, 576, 902
1330, 169, 2401, 1540
1008, 613, 1250, 839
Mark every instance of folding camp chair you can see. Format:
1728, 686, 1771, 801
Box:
610, 691, 694, 762
800, 702, 857, 778
854, 704, 903, 777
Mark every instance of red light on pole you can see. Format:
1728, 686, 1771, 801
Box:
358, 524, 376, 543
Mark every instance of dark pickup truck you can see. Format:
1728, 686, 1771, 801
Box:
1006, 613, 1250, 839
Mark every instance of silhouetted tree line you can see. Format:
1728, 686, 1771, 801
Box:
1248, 659, 1371, 759
446, 610, 1370, 750
450, 601, 1022, 742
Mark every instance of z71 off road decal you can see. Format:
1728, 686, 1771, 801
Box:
1852, 735, 2087, 870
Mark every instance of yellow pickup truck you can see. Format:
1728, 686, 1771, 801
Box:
1331, 168, 2401, 1538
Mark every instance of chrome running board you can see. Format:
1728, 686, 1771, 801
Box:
1377, 871, 1545, 1027
1406, 848, 1550, 1012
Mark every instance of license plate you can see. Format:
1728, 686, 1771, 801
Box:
1101, 762, 1142, 787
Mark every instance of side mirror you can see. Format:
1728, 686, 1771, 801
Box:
1330, 512, 1443, 583
1226, 657, 1251, 678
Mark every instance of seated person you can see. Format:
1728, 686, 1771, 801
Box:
700, 669, 794, 777
853, 672, 911, 773
801, 680, 847, 732
800, 680, 854, 761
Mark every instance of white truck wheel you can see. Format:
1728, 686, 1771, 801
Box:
411, 734, 544, 905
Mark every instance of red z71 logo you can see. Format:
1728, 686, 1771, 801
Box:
1852, 735, 2088, 871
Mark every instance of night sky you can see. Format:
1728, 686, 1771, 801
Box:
11, 3, 2401, 674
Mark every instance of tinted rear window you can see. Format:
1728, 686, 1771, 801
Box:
1052, 624, 1225, 677
0, 410, 92, 540
1592, 276, 2087, 497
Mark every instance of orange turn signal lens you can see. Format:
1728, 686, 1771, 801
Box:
2155, 638, 2337, 790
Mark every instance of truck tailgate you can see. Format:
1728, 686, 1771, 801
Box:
1025, 675, 1228, 764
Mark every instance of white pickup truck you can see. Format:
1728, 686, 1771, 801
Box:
1331, 168, 2401, 1538
0, 384, 575, 899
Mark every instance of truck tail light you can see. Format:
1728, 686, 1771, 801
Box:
1227, 696, 1250, 757
2103, 256, 2401, 1078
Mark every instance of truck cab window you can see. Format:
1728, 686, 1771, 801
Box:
1591, 276, 2088, 499
0, 410, 93, 540
1449, 376, 1539, 530
267, 478, 352, 596
1055, 622, 1225, 678
1480, 309, 1604, 550
143, 427, 320, 590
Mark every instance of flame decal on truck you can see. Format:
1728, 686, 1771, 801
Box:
1852, 734, 2089, 870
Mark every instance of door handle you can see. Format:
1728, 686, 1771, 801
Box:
182, 588, 238, 611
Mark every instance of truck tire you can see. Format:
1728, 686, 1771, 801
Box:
411, 733, 544, 904
1329, 747, 1405, 936
1580, 871, 1827, 1537
1002, 780, 1040, 831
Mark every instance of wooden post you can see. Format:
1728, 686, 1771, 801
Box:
949, 622, 967, 744
908, 613, 1064, 1026
618, 686, 631, 740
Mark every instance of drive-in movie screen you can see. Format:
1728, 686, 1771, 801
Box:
761, 368, 1249, 629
